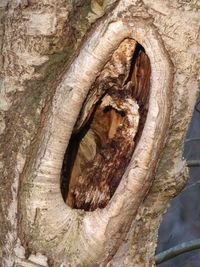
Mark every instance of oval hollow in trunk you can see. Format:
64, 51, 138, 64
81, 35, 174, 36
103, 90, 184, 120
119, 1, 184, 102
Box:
19, 16, 173, 266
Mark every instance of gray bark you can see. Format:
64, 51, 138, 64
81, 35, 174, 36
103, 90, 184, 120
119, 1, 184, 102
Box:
0, 0, 199, 266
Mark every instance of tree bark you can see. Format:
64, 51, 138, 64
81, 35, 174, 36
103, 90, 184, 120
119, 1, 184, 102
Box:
0, 1, 199, 266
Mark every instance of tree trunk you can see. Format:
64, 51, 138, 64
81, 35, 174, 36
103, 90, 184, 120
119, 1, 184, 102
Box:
0, 0, 199, 266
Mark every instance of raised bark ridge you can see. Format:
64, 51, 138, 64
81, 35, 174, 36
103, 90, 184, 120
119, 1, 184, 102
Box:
1, 1, 200, 267
17, 1, 172, 266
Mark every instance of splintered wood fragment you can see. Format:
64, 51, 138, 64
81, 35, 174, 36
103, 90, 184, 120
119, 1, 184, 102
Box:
131, 48, 151, 105
131, 48, 151, 143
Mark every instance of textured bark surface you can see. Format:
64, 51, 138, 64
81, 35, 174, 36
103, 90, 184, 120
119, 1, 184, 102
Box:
0, 0, 199, 267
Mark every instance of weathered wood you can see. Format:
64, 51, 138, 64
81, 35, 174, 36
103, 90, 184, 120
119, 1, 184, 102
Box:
1, 1, 199, 266
73, 38, 137, 133
62, 40, 151, 212
69, 86, 140, 211
61, 38, 137, 206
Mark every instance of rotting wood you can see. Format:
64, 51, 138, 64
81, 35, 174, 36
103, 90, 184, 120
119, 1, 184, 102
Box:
61, 40, 151, 211
68, 85, 140, 211
1, 0, 199, 266
61, 38, 137, 203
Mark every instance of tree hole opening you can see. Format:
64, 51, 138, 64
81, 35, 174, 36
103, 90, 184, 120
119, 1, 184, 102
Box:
60, 39, 151, 211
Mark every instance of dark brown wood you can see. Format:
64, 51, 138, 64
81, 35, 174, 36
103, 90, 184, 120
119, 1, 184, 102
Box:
61, 40, 151, 211
131, 48, 151, 144
69, 86, 138, 211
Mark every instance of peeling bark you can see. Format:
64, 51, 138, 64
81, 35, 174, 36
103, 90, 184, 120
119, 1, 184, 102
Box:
0, 0, 199, 267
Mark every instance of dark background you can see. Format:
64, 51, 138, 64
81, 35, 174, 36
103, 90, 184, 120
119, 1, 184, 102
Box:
156, 93, 200, 267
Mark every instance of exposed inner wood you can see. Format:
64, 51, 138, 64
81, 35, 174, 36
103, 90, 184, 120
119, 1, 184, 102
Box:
61, 39, 151, 211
